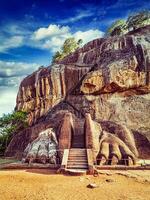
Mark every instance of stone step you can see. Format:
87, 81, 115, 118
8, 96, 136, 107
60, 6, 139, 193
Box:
73, 135, 84, 137
69, 155, 86, 158
68, 158, 87, 161
69, 152, 86, 154
69, 151, 86, 155
70, 148, 86, 151
69, 153, 86, 155
67, 165, 88, 168
67, 148, 88, 170
68, 156, 87, 159
69, 152, 86, 155
74, 126, 83, 129
71, 146, 85, 148
72, 140, 85, 143
69, 148, 86, 154
69, 157, 87, 160
68, 162, 88, 166
71, 145, 85, 148
67, 165, 88, 169
69, 150, 86, 153
68, 158, 87, 160
69, 153, 87, 156
72, 138, 85, 141
68, 160, 88, 163
73, 123, 84, 126
69, 150, 86, 152
72, 140, 84, 143
73, 137, 84, 140
68, 163, 88, 166
74, 129, 84, 132
68, 160, 87, 162
72, 138, 84, 141
73, 118, 84, 123
72, 141, 84, 144
67, 164, 88, 167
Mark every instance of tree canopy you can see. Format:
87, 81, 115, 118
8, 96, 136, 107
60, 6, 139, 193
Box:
62, 37, 79, 54
0, 111, 28, 155
107, 10, 150, 36
126, 10, 150, 31
52, 37, 83, 63
107, 19, 127, 36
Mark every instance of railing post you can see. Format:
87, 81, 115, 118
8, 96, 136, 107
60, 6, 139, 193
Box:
87, 149, 94, 174
60, 149, 69, 171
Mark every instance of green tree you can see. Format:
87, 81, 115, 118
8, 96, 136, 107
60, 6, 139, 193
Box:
52, 51, 63, 64
52, 37, 83, 63
62, 37, 79, 55
126, 10, 150, 31
0, 111, 28, 155
77, 39, 83, 46
106, 19, 127, 36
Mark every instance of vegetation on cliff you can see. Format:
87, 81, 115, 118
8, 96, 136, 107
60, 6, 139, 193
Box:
107, 10, 150, 36
52, 37, 83, 63
0, 111, 28, 155
107, 19, 127, 36
52, 10, 150, 63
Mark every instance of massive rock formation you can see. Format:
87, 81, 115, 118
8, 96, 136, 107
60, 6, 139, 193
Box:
5, 25, 150, 164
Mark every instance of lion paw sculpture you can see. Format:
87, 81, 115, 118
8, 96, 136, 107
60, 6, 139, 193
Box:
23, 128, 58, 164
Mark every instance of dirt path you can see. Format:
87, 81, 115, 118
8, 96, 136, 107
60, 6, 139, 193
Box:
0, 169, 150, 200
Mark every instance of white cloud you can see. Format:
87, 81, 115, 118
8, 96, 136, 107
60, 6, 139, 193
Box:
0, 60, 39, 102
42, 38, 64, 53
0, 76, 24, 87
73, 29, 104, 45
0, 36, 24, 53
31, 24, 104, 52
61, 10, 94, 23
0, 60, 39, 78
0, 60, 39, 116
107, 0, 140, 10
33, 24, 70, 40
0, 21, 104, 53
41, 33, 72, 52
7, 24, 32, 36
0, 87, 18, 117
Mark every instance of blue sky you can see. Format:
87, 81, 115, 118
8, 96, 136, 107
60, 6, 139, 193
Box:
0, 0, 150, 116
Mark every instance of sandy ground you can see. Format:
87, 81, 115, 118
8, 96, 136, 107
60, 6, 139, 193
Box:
0, 169, 150, 200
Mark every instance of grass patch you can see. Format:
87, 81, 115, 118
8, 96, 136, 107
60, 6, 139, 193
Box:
0, 158, 19, 165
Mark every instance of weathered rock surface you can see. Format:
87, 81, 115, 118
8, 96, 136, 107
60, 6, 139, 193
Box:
6, 25, 150, 160
16, 64, 90, 125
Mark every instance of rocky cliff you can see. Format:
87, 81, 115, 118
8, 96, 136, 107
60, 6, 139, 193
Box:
6, 25, 150, 160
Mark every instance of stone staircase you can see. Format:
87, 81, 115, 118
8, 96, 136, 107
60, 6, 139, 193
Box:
71, 118, 85, 148
67, 148, 88, 170
66, 118, 88, 173
60, 115, 94, 175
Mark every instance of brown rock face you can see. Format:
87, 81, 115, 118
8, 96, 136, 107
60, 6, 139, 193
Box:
6, 25, 150, 161
16, 65, 90, 125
